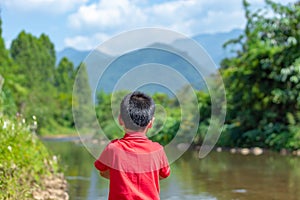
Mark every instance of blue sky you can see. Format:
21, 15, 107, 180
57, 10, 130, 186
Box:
0, 0, 296, 51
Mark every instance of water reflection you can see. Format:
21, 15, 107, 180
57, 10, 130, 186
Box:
43, 140, 300, 200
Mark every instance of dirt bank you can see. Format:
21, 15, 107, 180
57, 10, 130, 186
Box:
32, 173, 69, 200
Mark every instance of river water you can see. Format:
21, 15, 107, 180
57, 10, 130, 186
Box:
42, 140, 300, 200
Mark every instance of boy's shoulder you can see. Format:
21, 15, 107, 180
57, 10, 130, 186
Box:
149, 139, 163, 146
106, 139, 119, 146
102, 139, 119, 151
146, 139, 165, 151
110, 138, 119, 143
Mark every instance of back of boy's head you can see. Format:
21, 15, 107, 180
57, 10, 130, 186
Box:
120, 91, 155, 131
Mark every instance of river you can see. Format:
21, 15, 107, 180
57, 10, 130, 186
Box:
42, 139, 300, 200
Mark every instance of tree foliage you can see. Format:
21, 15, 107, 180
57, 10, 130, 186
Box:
0, 23, 90, 134
1, 0, 300, 151
220, 0, 300, 149
0, 18, 18, 116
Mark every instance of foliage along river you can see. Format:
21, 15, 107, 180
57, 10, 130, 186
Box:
42, 138, 300, 200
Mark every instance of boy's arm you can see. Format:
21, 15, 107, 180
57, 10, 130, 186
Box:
94, 159, 110, 179
100, 169, 110, 179
94, 143, 114, 179
159, 150, 171, 180
159, 165, 170, 180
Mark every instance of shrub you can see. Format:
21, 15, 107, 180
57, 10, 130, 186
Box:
0, 117, 59, 199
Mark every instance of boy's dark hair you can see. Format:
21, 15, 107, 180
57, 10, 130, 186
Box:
120, 91, 155, 131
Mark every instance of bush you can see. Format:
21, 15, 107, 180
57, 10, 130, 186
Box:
0, 117, 59, 199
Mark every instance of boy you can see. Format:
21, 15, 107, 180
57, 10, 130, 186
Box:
94, 91, 170, 200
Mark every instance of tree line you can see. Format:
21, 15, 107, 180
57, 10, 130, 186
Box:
93, 0, 300, 151
1, 0, 300, 150
219, 0, 300, 150
0, 17, 86, 134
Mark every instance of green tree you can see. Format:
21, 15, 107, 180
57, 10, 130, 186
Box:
55, 57, 75, 92
54, 57, 76, 127
0, 17, 18, 115
0, 17, 8, 71
221, 0, 300, 149
73, 63, 94, 135
10, 32, 56, 85
10, 31, 57, 132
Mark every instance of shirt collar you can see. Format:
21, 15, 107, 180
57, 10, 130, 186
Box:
124, 132, 147, 139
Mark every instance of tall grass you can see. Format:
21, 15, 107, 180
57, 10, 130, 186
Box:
0, 116, 60, 199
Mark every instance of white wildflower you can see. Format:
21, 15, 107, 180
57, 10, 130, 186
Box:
22, 118, 26, 124
53, 155, 57, 162
32, 115, 36, 120
8, 146, 12, 152
11, 163, 17, 169
3, 121, 7, 129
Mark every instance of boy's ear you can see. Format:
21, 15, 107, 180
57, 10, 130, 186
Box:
118, 115, 124, 126
147, 117, 155, 128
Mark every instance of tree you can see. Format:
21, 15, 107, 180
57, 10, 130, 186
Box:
10, 31, 56, 87
0, 17, 8, 71
220, 0, 300, 149
10, 31, 57, 132
0, 17, 18, 116
54, 57, 76, 127
72, 63, 94, 134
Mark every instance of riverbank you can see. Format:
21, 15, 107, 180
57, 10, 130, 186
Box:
211, 146, 300, 156
190, 143, 300, 157
32, 173, 68, 200
39, 133, 96, 144
40, 134, 300, 158
0, 118, 69, 199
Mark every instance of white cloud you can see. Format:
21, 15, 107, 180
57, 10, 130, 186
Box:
65, 0, 246, 51
68, 0, 147, 30
194, 9, 245, 33
64, 33, 110, 50
68, 0, 246, 36
66, 0, 298, 50
1, 0, 88, 13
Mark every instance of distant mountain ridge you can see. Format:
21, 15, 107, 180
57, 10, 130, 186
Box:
56, 29, 243, 67
57, 29, 243, 93
56, 48, 93, 67
192, 29, 243, 64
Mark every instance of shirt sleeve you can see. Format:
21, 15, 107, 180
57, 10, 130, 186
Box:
94, 159, 109, 171
159, 150, 170, 178
94, 144, 111, 172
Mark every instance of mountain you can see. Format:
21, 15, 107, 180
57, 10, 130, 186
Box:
57, 29, 243, 94
191, 28, 243, 65
57, 29, 242, 67
56, 47, 93, 67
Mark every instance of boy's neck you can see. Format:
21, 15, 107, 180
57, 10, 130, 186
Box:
124, 127, 147, 135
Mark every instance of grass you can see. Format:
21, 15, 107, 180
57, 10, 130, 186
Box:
0, 116, 61, 199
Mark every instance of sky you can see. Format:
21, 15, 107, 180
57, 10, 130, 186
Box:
0, 0, 297, 51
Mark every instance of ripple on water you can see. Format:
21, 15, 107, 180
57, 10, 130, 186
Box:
66, 176, 90, 181
232, 189, 247, 193
163, 194, 217, 200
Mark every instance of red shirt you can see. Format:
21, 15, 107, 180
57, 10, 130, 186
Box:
94, 132, 170, 200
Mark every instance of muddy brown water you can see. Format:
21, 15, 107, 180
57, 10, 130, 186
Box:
43, 139, 300, 200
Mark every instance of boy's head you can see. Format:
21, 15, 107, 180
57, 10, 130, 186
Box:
120, 91, 155, 131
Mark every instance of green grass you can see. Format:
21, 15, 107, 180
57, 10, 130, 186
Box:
0, 116, 60, 199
